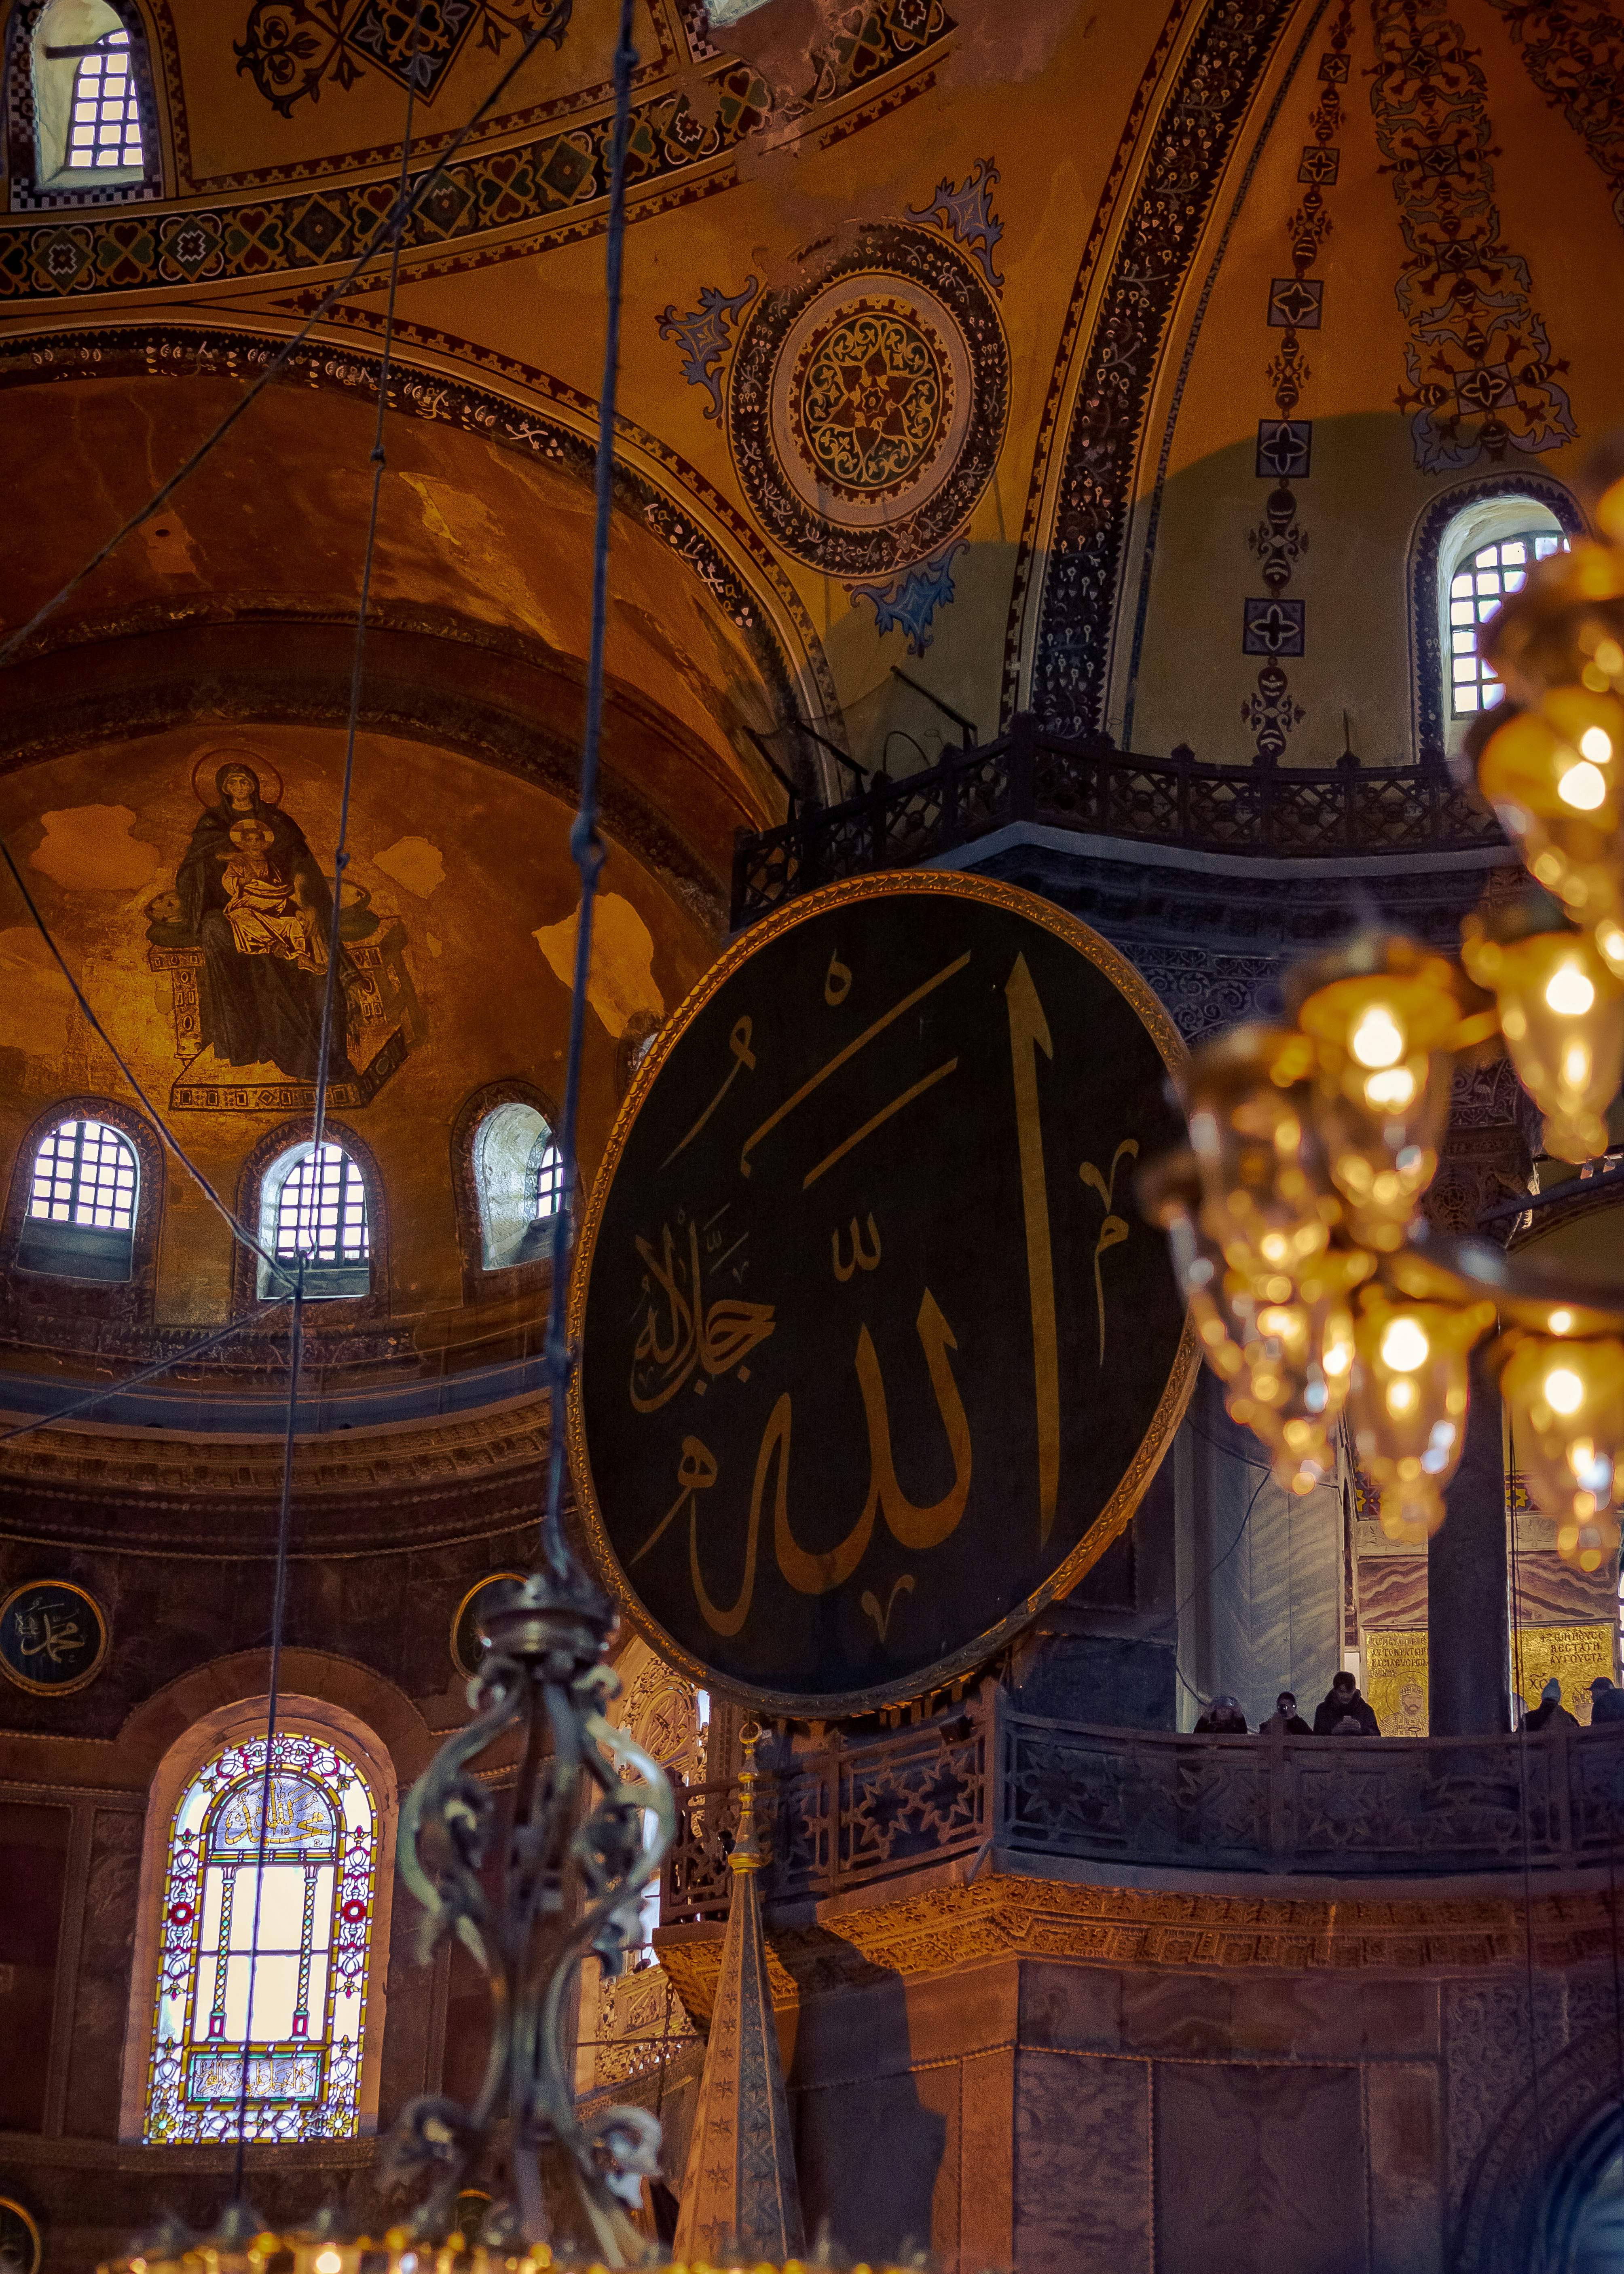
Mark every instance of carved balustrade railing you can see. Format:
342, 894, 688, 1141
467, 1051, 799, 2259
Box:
658, 1698, 1624, 1920
730, 716, 1505, 928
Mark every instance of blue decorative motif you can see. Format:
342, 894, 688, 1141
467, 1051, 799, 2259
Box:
658, 276, 759, 421
906, 157, 1004, 294
850, 540, 968, 656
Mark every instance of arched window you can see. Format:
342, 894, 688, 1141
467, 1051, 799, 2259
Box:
475, 1101, 562, 1269
17, 0, 158, 203
1438, 495, 1570, 747
258, 1140, 370, 1300
18, 1114, 138, 1280
142, 1729, 379, 2144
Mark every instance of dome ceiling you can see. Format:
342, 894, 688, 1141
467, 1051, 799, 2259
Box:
1, 0, 1622, 1495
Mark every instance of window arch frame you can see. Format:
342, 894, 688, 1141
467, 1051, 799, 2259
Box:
449, 1078, 565, 1304
4, 0, 163, 211
1408, 472, 1587, 768
118, 1693, 398, 2146
0, 1094, 164, 1325
231, 1117, 387, 1320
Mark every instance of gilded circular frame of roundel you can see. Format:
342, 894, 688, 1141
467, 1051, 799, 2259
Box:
727, 223, 1010, 581
0, 2196, 42, 2274
567, 868, 1197, 1719
0, 1578, 109, 1698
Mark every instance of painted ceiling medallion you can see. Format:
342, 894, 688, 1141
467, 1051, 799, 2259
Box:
729, 223, 1008, 581
784, 293, 957, 511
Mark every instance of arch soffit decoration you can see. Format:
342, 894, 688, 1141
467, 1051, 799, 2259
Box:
1006, 0, 1301, 733
448, 1075, 563, 1307
114, 1675, 406, 2147
1406, 469, 1588, 766
1454, 2008, 1624, 2274
230, 1113, 388, 1323
0, 1091, 165, 1328
0, 320, 839, 753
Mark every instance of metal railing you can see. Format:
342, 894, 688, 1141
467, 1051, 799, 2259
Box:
730, 716, 1504, 928
660, 1694, 1624, 1918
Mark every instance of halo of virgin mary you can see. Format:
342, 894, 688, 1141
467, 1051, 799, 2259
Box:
176, 761, 355, 1084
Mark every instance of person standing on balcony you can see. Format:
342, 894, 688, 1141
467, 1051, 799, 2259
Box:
1589, 1676, 1624, 1725
1193, 1695, 1249, 1734
1526, 1677, 1577, 1730
1313, 1671, 1381, 1735
1260, 1691, 1312, 1735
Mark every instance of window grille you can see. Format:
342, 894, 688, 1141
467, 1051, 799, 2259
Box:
1450, 530, 1569, 716
271, 1144, 369, 1268
530, 1136, 564, 1224
64, 29, 144, 171
143, 1731, 378, 2144
27, 1118, 137, 1228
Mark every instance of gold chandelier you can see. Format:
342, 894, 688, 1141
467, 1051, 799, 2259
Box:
1144, 449, 1624, 1568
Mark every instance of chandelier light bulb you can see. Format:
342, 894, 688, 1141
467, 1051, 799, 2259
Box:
1545, 1365, 1585, 1415
1351, 1006, 1406, 1068
1290, 942, 1475, 1253
1476, 688, 1624, 928
1494, 1331, 1624, 1572
1462, 908, 1624, 1165
1380, 1315, 1430, 1371
1545, 962, 1596, 1016
1350, 1293, 1495, 1544
1558, 760, 1607, 810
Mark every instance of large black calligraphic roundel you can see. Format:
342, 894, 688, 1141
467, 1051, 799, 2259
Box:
568, 872, 1193, 1715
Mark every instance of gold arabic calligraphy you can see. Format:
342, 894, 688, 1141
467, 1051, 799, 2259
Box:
640, 1287, 972, 1636
630, 1214, 776, 1412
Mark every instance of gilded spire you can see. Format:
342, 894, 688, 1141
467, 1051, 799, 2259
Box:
671, 1726, 804, 2261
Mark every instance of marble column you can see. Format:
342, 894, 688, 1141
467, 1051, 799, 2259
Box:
1422, 1050, 1532, 1735
1429, 1345, 1511, 1734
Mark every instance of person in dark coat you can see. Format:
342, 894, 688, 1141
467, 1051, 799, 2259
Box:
1526, 1677, 1577, 1730
1313, 1671, 1380, 1734
1589, 1677, 1624, 1726
1260, 1690, 1313, 1735
1194, 1694, 1248, 1734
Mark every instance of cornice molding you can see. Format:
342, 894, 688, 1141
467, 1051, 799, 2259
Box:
658, 1865, 1624, 2028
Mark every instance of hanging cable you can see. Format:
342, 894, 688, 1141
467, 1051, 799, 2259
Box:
230, 3, 425, 2181
539, 0, 639, 1580
0, 11, 565, 675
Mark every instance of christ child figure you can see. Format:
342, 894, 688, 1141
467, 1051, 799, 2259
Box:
220, 818, 326, 972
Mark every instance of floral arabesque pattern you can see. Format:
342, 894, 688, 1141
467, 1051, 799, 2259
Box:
1484, 0, 1624, 228
1369, 0, 1577, 473
792, 305, 950, 500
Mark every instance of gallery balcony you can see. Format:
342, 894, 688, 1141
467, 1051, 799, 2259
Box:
658, 1694, 1624, 1926
730, 715, 1506, 936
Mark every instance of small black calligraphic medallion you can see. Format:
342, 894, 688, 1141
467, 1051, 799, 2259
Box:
569, 871, 1194, 1716
0, 1579, 108, 1698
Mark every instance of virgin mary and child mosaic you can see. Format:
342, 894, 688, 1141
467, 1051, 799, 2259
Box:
144, 751, 424, 1114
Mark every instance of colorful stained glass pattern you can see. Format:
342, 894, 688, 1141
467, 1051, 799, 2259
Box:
144, 1731, 376, 2143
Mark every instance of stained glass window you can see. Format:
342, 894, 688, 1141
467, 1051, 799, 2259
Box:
1450, 530, 1569, 716
144, 1731, 377, 2144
